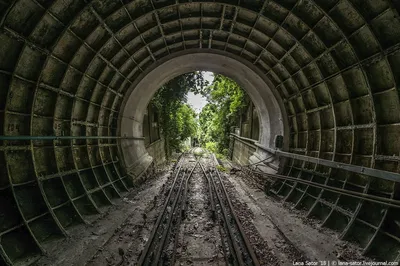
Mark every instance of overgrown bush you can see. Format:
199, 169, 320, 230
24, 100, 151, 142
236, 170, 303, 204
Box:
199, 74, 246, 156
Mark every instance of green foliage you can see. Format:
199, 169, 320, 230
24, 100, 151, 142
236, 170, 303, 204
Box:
150, 72, 244, 159
216, 152, 226, 160
151, 72, 206, 158
216, 165, 226, 172
168, 103, 197, 151
205, 142, 218, 153
199, 74, 246, 156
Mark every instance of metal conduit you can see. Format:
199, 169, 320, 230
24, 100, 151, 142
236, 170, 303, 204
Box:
249, 169, 400, 209
230, 134, 400, 183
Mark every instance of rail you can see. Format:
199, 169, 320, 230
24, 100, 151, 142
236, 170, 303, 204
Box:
249, 169, 400, 208
137, 157, 198, 266
208, 154, 260, 266
229, 133, 258, 149
0, 135, 144, 140
137, 161, 185, 266
230, 133, 400, 183
152, 162, 198, 266
199, 162, 216, 220
229, 134, 278, 170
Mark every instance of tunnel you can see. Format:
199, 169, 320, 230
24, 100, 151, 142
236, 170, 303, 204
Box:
0, 0, 400, 265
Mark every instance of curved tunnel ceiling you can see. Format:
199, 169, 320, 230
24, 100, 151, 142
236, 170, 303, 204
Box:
0, 0, 400, 264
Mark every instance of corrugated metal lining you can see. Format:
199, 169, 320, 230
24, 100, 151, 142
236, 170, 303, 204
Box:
0, 0, 399, 264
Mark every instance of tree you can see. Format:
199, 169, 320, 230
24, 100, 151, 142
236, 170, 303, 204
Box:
151, 72, 206, 158
150, 72, 245, 158
198, 74, 246, 155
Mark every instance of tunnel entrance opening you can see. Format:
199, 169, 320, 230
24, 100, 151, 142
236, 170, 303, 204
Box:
142, 71, 213, 164
119, 51, 287, 181
141, 70, 263, 172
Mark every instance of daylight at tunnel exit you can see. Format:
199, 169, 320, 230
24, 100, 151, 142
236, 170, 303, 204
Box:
1, 0, 400, 266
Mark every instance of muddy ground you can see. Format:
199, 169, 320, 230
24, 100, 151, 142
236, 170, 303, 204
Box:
36, 151, 368, 266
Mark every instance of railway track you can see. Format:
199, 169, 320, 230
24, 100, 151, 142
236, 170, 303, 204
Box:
137, 155, 197, 266
201, 157, 260, 266
137, 152, 260, 266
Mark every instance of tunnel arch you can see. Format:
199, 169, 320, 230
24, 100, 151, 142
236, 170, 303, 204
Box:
0, 0, 399, 264
118, 50, 287, 176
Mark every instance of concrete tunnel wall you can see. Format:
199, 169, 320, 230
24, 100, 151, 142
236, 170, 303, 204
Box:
0, 0, 399, 264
